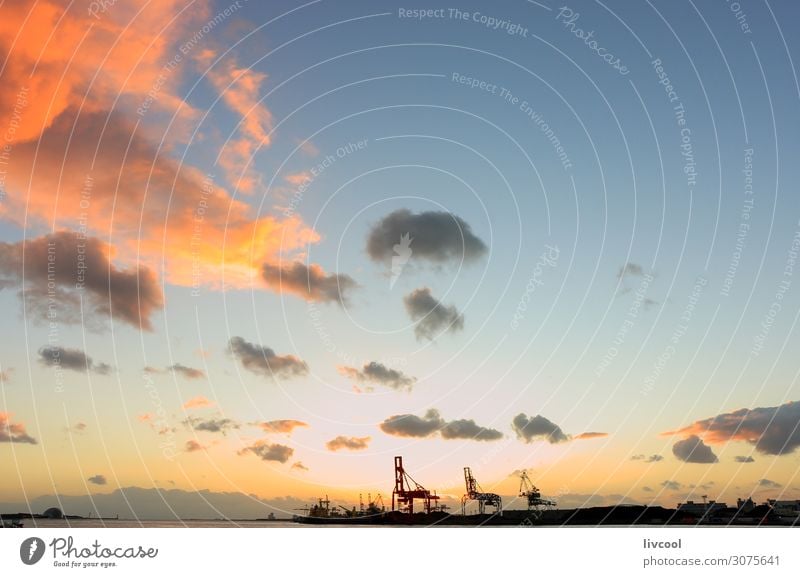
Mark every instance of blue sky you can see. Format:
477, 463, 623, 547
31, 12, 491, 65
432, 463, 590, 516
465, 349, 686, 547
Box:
1, 0, 800, 514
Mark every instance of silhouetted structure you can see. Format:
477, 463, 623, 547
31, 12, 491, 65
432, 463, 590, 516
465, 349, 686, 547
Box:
461, 467, 502, 515
392, 456, 440, 514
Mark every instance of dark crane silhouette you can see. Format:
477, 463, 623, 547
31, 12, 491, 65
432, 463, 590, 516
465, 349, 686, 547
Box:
461, 467, 502, 515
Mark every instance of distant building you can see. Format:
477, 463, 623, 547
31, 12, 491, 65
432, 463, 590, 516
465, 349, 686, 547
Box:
768, 500, 800, 518
736, 497, 756, 513
677, 500, 727, 518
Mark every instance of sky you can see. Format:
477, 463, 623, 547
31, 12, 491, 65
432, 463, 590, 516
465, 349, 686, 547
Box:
1, 0, 800, 518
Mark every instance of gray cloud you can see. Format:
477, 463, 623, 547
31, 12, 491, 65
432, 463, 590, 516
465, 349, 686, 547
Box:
184, 440, 206, 453
672, 435, 718, 463
511, 413, 570, 444
440, 419, 503, 441
367, 209, 487, 266
228, 336, 308, 379
664, 401, 800, 456
380, 409, 445, 438
0, 232, 163, 330
261, 262, 358, 305
379, 409, 502, 442
642, 486, 654, 493
238, 441, 294, 463
0, 413, 37, 444
325, 436, 371, 451
631, 454, 663, 463
144, 363, 205, 379
734, 455, 755, 463
185, 417, 240, 435
337, 362, 416, 391
660, 480, 683, 491
758, 478, 782, 488
168, 364, 205, 379
87, 475, 107, 486
403, 287, 464, 341
618, 262, 645, 279
38, 346, 112, 375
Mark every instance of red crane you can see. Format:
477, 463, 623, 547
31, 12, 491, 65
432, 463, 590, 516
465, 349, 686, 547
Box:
392, 456, 440, 515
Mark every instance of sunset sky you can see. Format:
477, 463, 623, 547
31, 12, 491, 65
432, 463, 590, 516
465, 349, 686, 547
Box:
2, 0, 800, 518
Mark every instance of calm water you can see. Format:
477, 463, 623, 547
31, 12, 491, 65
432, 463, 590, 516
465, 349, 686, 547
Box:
13, 519, 306, 528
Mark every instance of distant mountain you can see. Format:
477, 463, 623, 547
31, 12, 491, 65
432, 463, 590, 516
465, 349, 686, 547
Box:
0, 487, 310, 520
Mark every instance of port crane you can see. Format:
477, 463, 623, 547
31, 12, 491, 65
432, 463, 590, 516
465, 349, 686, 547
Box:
519, 471, 556, 517
392, 456, 440, 515
461, 467, 502, 516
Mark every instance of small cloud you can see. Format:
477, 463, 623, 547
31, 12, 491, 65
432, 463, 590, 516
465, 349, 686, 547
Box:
618, 262, 645, 279
0, 368, 13, 383
403, 287, 464, 341
66, 421, 88, 435
642, 486, 654, 493
511, 413, 570, 444
228, 336, 309, 379
144, 364, 206, 379
440, 419, 503, 441
183, 396, 214, 410
255, 420, 309, 435
632, 454, 663, 463
261, 262, 358, 305
574, 432, 609, 440
238, 441, 294, 463
185, 416, 239, 435
366, 209, 487, 265
734, 455, 755, 463
337, 362, 416, 391
291, 461, 309, 471
325, 436, 371, 452
137, 413, 154, 423
87, 474, 107, 486
0, 412, 37, 444
297, 139, 319, 157
758, 478, 782, 488
380, 409, 444, 438
379, 409, 502, 442
168, 364, 205, 379
38, 346, 112, 375
184, 440, 207, 453
660, 480, 682, 491
672, 435, 718, 463
284, 171, 312, 186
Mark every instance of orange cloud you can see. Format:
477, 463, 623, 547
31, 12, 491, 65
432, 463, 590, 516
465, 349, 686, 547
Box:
0, 412, 37, 444
284, 172, 312, 186
0, 0, 340, 308
185, 440, 207, 453
0, 0, 207, 145
183, 396, 213, 410
256, 420, 309, 435
325, 435, 371, 452
662, 401, 800, 456
198, 51, 275, 193
574, 432, 609, 440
